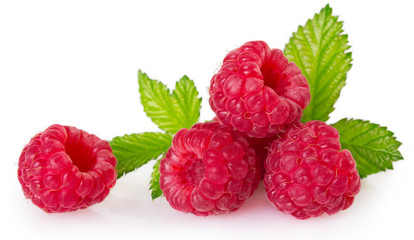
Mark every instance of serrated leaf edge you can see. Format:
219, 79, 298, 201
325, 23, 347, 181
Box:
332, 118, 403, 178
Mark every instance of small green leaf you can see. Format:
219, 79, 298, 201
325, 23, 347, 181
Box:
332, 118, 403, 178
172, 75, 202, 130
284, 4, 352, 122
149, 158, 163, 200
138, 70, 201, 134
110, 132, 172, 178
138, 70, 177, 133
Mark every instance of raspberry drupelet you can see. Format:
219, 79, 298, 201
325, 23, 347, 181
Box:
209, 41, 310, 138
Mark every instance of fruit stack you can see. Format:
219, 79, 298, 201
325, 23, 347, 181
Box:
158, 41, 360, 219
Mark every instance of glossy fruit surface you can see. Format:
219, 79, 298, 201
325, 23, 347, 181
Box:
159, 122, 261, 216
209, 41, 310, 138
18, 124, 117, 213
264, 121, 361, 219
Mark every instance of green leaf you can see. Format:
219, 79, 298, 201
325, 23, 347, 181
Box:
138, 70, 201, 134
138, 70, 176, 133
110, 132, 173, 178
332, 118, 403, 178
172, 75, 202, 130
284, 4, 352, 122
149, 158, 163, 200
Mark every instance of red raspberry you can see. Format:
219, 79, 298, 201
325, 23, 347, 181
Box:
264, 121, 361, 219
209, 41, 310, 138
159, 122, 261, 216
18, 124, 117, 213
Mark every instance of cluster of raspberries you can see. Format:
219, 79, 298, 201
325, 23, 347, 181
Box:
17, 41, 360, 220
160, 41, 360, 219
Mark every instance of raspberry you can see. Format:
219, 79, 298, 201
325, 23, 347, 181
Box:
159, 122, 261, 216
264, 121, 361, 219
209, 41, 310, 138
17, 124, 117, 213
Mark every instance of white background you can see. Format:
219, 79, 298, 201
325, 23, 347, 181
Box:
1, 0, 413, 239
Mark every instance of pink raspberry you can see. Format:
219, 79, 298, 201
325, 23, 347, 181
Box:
264, 121, 361, 219
18, 124, 117, 213
209, 41, 310, 138
159, 122, 261, 216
